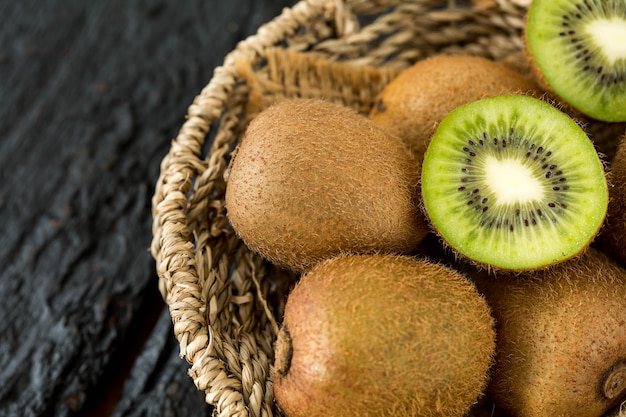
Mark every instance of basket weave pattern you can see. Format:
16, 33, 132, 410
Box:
148, 1, 608, 416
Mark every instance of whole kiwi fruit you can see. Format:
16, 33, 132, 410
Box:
225, 99, 429, 273
597, 133, 626, 266
524, 0, 626, 122
369, 54, 541, 161
273, 254, 496, 417
420, 94, 608, 271
471, 247, 626, 417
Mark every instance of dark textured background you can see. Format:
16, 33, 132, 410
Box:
0, 1, 295, 416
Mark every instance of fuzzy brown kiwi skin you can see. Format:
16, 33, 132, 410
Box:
596, 134, 626, 267
225, 99, 429, 273
470, 247, 626, 417
369, 54, 542, 162
272, 253, 496, 417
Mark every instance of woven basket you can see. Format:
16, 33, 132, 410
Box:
150, 1, 625, 416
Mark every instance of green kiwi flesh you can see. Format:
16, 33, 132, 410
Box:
273, 254, 496, 417
525, 0, 626, 122
421, 95, 608, 271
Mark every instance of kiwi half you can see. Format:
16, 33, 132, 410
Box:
421, 95, 608, 271
525, 0, 626, 122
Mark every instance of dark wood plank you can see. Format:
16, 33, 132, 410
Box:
110, 308, 213, 417
0, 1, 294, 416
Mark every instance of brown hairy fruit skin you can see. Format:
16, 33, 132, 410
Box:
225, 99, 429, 273
273, 254, 496, 417
597, 134, 626, 266
369, 54, 541, 161
471, 247, 626, 417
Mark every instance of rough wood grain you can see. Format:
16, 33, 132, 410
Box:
0, 1, 294, 416
111, 309, 212, 417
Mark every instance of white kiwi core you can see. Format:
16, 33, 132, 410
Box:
585, 18, 626, 64
484, 156, 545, 206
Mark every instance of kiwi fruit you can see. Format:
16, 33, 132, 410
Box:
225, 99, 429, 273
273, 254, 496, 417
597, 133, 626, 265
420, 94, 608, 271
471, 247, 626, 417
369, 54, 541, 161
525, 0, 626, 122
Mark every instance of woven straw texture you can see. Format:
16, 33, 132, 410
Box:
150, 1, 625, 416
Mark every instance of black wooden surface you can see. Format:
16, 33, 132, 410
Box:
0, 1, 295, 416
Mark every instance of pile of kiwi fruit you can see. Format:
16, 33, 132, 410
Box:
224, 0, 626, 416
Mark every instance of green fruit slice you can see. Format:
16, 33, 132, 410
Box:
525, 0, 626, 122
421, 95, 608, 271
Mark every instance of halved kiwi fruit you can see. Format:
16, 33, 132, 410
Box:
525, 0, 626, 122
421, 95, 608, 271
